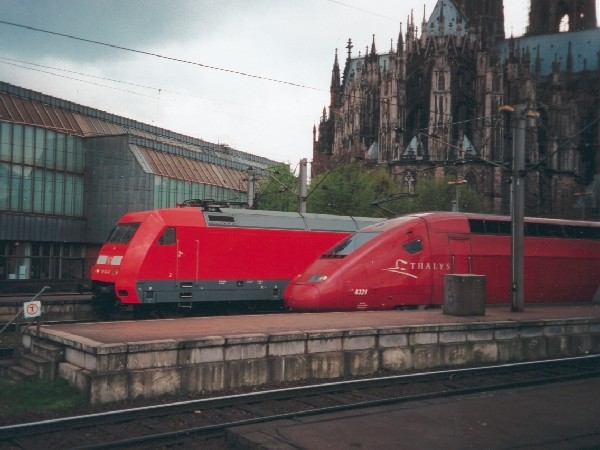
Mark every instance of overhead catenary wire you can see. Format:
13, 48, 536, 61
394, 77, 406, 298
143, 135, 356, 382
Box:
0, 56, 261, 108
0, 20, 324, 92
2, 14, 597, 187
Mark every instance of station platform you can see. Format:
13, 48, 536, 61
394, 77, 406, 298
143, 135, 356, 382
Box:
32, 303, 600, 343
227, 377, 600, 449
20, 304, 600, 404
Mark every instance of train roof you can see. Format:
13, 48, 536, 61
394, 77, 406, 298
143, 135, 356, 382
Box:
358, 212, 600, 234
205, 208, 382, 231
118, 207, 383, 232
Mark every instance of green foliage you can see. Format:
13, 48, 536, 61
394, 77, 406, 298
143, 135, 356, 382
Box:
306, 163, 485, 217
255, 163, 299, 212
307, 163, 388, 217
415, 177, 484, 213
256, 161, 485, 217
0, 379, 84, 414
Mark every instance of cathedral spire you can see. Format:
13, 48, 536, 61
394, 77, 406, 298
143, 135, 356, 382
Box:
406, 11, 415, 50
346, 38, 353, 61
567, 41, 573, 72
535, 45, 542, 74
370, 34, 377, 56
331, 48, 340, 84
456, 12, 463, 46
421, 4, 428, 47
397, 21, 404, 54
330, 49, 341, 108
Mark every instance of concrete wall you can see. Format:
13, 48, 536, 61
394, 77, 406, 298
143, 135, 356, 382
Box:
0, 299, 94, 323
25, 318, 600, 404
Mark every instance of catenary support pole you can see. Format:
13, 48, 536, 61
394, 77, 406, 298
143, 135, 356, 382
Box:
511, 105, 526, 312
298, 158, 308, 214
246, 167, 256, 208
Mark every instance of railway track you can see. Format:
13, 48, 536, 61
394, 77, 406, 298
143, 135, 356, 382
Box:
2, 355, 600, 449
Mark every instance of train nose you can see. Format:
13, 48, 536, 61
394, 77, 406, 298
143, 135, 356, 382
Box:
284, 284, 321, 311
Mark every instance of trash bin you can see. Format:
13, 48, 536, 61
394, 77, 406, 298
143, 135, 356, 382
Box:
443, 274, 486, 316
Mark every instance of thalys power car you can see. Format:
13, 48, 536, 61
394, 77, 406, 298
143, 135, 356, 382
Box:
91, 203, 381, 312
284, 212, 600, 311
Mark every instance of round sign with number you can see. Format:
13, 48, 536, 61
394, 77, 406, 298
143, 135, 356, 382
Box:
23, 301, 41, 318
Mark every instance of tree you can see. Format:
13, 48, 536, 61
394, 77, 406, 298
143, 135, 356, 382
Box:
260, 161, 484, 217
255, 163, 299, 212
307, 163, 389, 217
415, 177, 484, 213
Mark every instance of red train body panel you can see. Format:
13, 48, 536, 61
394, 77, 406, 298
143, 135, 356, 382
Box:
91, 206, 381, 306
283, 212, 600, 311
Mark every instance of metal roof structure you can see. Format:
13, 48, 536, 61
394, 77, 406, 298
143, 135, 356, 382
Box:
134, 145, 247, 190
0, 81, 277, 173
0, 90, 85, 135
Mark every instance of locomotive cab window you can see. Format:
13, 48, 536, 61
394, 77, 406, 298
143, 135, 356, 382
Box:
106, 223, 140, 244
403, 239, 423, 254
323, 231, 380, 258
158, 227, 176, 245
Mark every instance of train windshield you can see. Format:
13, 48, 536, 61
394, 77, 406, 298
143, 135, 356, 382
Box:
323, 231, 380, 258
106, 222, 141, 244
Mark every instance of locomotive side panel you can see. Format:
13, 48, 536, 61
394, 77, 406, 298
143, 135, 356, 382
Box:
364, 220, 434, 309
468, 230, 600, 304
198, 227, 349, 280
524, 237, 600, 302
425, 215, 473, 304
284, 212, 600, 312
133, 225, 350, 305
93, 206, 380, 310
467, 234, 511, 303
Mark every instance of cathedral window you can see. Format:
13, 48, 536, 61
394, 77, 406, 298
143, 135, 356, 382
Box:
492, 74, 500, 92
438, 72, 445, 91
559, 14, 570, 32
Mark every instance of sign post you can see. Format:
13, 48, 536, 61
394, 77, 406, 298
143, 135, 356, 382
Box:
23, 300, 42, 335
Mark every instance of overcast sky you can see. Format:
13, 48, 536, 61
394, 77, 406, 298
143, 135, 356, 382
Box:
0, 1, 597, 168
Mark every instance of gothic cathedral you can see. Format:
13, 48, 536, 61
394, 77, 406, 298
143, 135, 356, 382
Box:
313, 0, 600, 219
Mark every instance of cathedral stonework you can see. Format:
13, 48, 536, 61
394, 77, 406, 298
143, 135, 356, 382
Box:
313, 0, 600, 219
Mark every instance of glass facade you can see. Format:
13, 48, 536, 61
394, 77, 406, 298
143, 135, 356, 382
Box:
153, 175, 247, 208
0, 119, 250, 286
0, 240, 86, 281
0, 122, 85, 216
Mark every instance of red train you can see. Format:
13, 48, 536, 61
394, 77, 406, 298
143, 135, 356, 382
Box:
284, 212, 600, 311
91, 202, 381, 312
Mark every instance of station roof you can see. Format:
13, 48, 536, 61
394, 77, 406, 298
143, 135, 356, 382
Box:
132, 145, 247, 189
0, 90, 96, 135
0, 81, 277, 176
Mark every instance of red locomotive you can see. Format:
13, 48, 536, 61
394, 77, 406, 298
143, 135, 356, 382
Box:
284, 212, 600, 311
91, 201, 381, 312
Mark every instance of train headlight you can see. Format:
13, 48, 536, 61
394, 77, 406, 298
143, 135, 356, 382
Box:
308, 274, 328, 283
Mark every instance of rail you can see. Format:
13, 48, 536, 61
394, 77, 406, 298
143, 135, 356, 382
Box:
2, 355, 600, 448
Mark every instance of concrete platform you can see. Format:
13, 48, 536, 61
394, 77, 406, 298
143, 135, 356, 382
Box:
227, 377, 600, 449
26, 304, 600, 343
21, 304, 600, 404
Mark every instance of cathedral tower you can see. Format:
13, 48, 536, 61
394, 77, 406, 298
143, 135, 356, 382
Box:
528, 0, 597, 34
452, 0, 504, 46
313, 0, 600, 219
